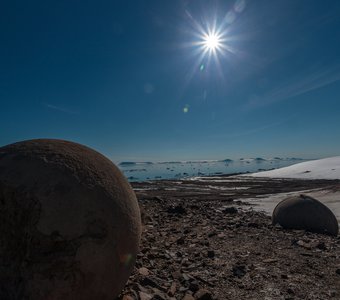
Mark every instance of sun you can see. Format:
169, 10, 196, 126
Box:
185, 15, 238, 79
203, 33, 222, 51
182, 8, 244, 82
195, 27, 226, 57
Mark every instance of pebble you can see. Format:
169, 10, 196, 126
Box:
182, 273, 191, 282
263, 258, 278, 263
139, 291, 152, 300
168, 282, 177, 296
182, 294, 195, 300
194, 289, 213, 300
122, 295, 135, 300
138, 267, 150, 276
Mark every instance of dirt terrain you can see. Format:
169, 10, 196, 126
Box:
118, 177, 340, 300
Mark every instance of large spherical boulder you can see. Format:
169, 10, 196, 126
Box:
0, 139, 141, 300
272, 194, 338, 236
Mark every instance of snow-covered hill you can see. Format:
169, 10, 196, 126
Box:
248, 156, 340, 179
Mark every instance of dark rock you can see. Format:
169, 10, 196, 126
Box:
300, 252, 313, 257
292, 239, 312, 249
272, 194, 338, 236
177, 236, 185, 245
167, 204, 187, 215
202, 240, 210, 246
208, 231, 217, 238
152, 196, 164, 203
153, 290, 167, 300
247, 222, 259, 228
223, 207, 238, 214
232, 265, 247, 278
316, 242, 327, 250
140, 277, 160, 288
207, 250, 215, 258
189, 281, 200, 293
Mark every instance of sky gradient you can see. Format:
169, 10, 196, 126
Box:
1, 0, 340, 162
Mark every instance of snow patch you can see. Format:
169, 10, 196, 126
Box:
246, 156, 340, 180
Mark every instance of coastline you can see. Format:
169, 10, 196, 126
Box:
120, 158, 307, 182
119, 176, 340, 299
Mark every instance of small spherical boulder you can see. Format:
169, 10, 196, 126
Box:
272, 194, 338, 236
0, 139, 141, 300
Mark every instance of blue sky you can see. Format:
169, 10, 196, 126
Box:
1, 0, 340, 162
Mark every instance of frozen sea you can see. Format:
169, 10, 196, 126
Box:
118, 157, 308, 182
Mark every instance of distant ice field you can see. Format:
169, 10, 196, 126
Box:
118, 157, 307, 182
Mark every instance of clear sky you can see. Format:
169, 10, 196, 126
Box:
1, 0, 340, 162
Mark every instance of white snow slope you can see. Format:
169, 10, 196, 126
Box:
248, 156, 340, 179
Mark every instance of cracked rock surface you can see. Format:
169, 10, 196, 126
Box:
0, 139, 141, 300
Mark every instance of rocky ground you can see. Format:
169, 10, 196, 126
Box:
118, 176, 340, 300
